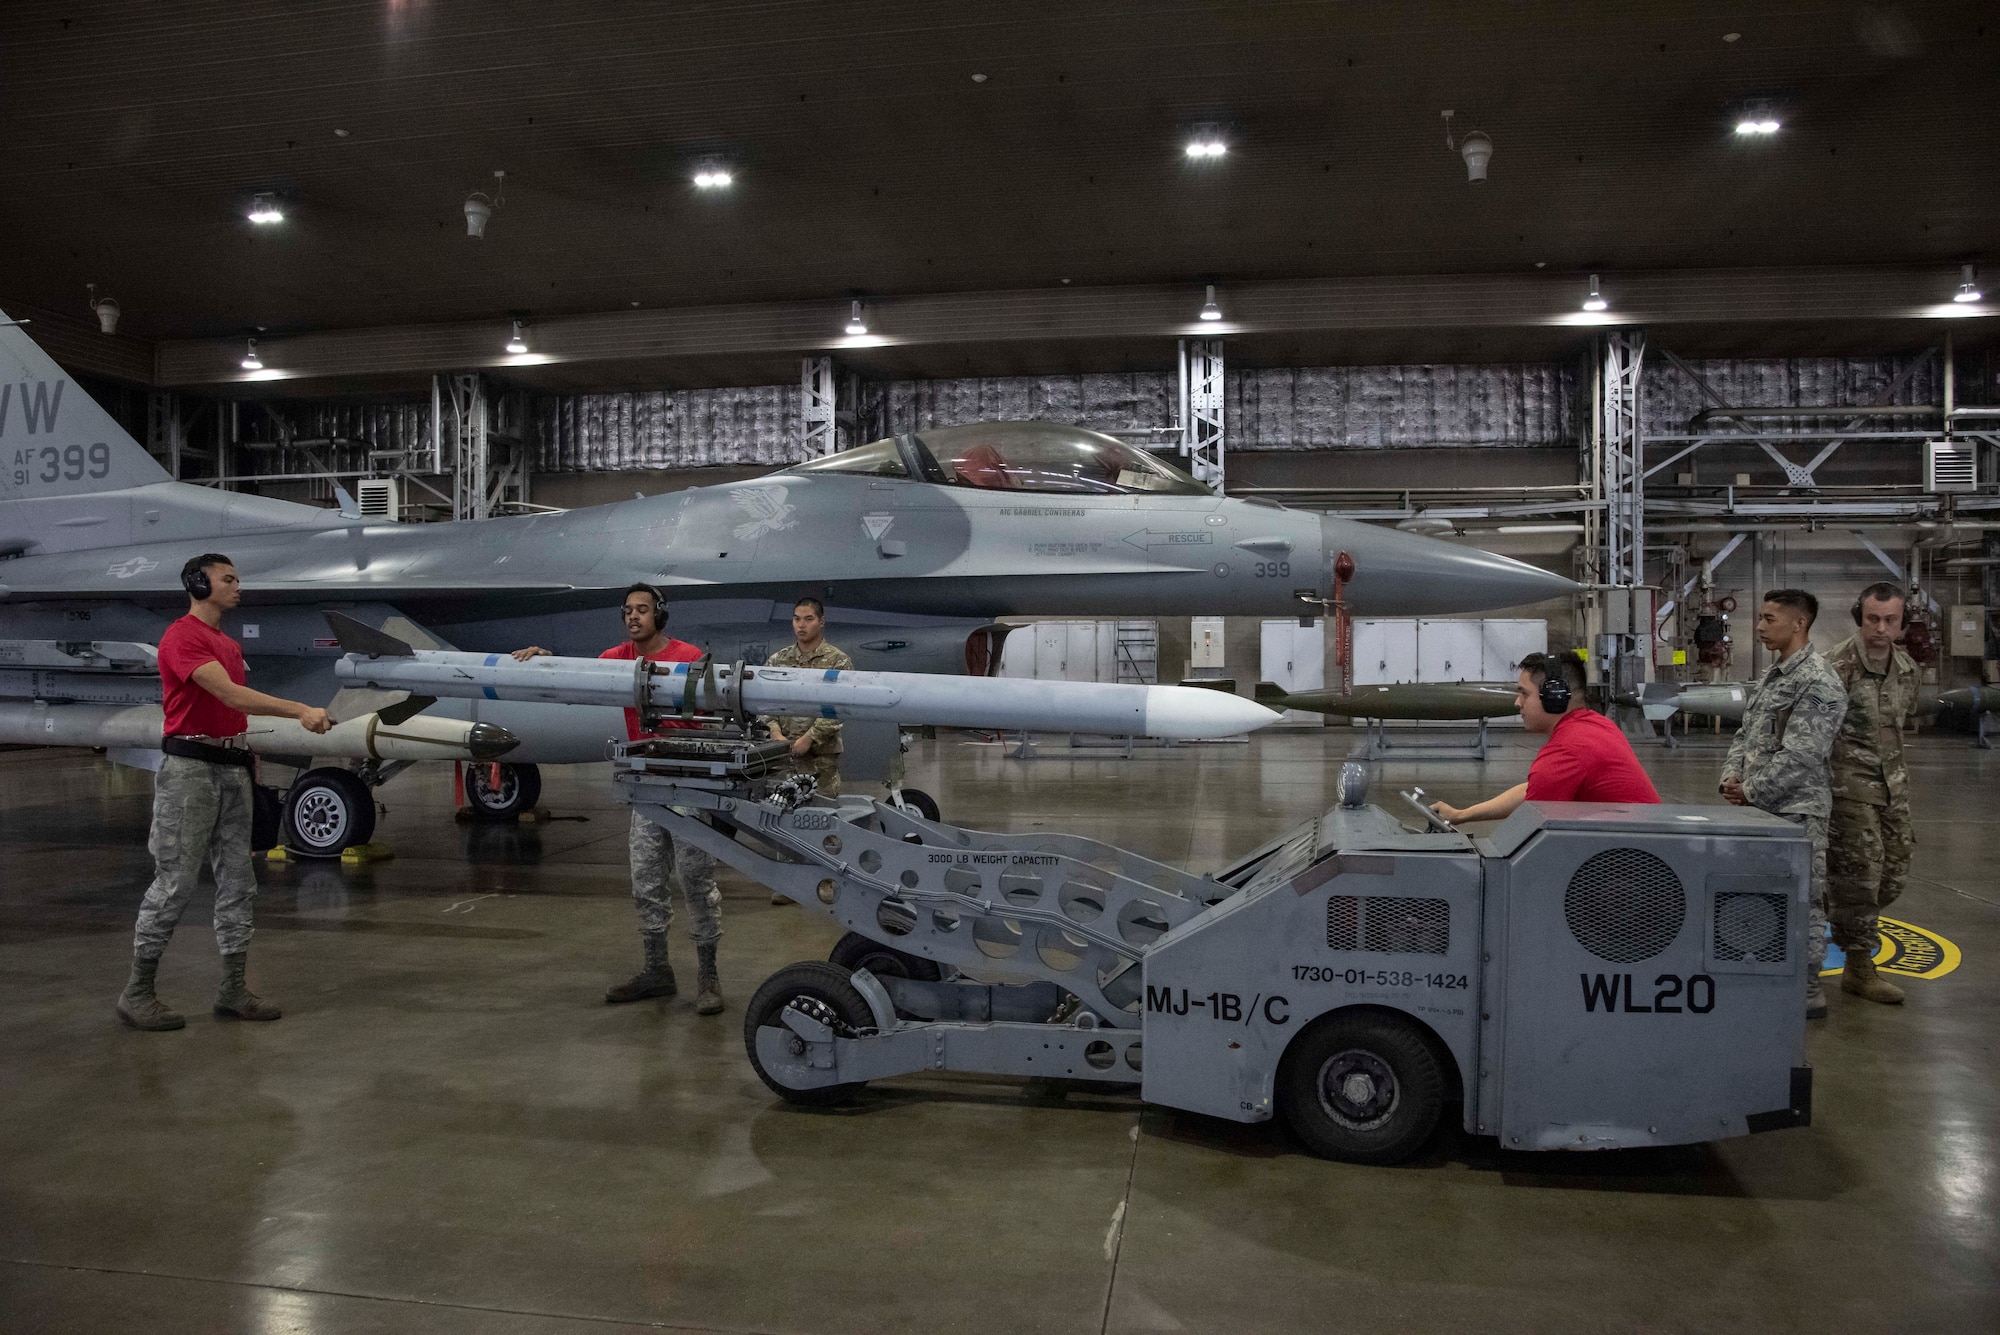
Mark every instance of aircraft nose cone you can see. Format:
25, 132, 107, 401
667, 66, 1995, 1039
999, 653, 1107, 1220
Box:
1325, 516, 1577, 615
466, 722, 521, 759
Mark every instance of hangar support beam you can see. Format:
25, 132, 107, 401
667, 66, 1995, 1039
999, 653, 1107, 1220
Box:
1178, 338, 1224, 491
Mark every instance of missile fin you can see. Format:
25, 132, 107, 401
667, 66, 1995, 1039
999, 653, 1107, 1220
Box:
324, 611, 416, 658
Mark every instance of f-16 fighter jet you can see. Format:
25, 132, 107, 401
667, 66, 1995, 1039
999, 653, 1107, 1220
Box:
0, 312, 1573, 846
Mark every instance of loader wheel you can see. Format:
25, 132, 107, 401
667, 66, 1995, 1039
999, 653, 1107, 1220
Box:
743, 961, 877, 1107
1278, 1011, 1445, 1165
283, 769, 377, 857
828, 930, 942, 982
465, 761, 541, 820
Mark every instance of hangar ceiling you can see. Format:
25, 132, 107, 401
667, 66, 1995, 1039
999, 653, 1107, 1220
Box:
2, 0, 1995, 388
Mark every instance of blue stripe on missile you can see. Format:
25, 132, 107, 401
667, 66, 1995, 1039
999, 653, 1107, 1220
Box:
821, 706, 837, 718
824, 669, 840, 681
482, 654, 499, 699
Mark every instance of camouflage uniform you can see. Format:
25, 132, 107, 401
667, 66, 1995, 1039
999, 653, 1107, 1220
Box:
1826, 635, 1919, 957
763, 640, 853, 797
628, 812, 721, 946
133, 754, 258, 958
1722, 646, 1847, 981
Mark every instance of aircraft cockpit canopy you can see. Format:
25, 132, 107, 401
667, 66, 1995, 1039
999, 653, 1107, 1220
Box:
783, 421, 1211, 496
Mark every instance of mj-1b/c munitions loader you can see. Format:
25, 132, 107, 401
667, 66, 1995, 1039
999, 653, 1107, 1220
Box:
617, 734, 1813, 1164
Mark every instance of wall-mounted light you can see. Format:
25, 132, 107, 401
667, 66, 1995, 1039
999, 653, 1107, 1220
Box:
505, 319, 528, 354
1954, 263, 1983, 304
1582, 274, 1608, 312
692, 157, 734, 189
240, 337, 263, 370
246, 192, 284, 225
1199, 284, 1222, 321
86, 284, 119, 335
844, 300, 868, 336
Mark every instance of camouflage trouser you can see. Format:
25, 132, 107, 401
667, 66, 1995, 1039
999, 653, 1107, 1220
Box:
1779, 812, 1829, 980
133, 755, 257, 959
1827, 797, 1912, 956
628, 811, 720, 945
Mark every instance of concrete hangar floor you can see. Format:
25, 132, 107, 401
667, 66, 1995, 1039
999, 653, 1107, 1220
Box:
0, 731, 1992, 1335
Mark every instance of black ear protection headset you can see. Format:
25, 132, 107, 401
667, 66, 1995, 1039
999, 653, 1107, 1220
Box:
1537, 651, 1582, 715
624, 584, 668, 629
1851, 583, 1908, 628
181, 554, 229, 602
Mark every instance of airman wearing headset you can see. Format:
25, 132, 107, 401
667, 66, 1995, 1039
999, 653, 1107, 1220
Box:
512, 583, 726, 1015
1429, 650, 1659, 825
116, 553, 333, 1032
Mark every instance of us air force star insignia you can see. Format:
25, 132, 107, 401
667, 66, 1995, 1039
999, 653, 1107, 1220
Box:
108, 557, 159, 579
861, 514, 894, 541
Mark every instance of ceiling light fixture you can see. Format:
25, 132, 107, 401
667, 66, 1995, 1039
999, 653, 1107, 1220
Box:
1954, 263, 1983, 303
1199, 284, 1222, 321
246, 192, 284, 225
1441, 112, 1492, 182
465, 169, 506, 239
240, 337, 263, 370
86, 284, 119, 335
844, 300, 868, 336
692, 157, 733, 189
1582, 274, 1608, 312
505, 319, 528, 354
1184, 126, 1227, 158
1734, 102, 1780, 135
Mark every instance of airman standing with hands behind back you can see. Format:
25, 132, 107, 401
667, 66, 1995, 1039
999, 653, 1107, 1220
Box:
1825, 582, 1921, 1007
1720, 589, 1848, 1020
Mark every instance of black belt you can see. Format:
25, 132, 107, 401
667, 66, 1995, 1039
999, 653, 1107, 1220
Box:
162, 736, 255, 770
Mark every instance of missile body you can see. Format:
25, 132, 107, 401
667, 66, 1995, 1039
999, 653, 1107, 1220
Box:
0, 702, 517, 762
1638, 683, 1750, 723
1256, 681, 1519, 721
335, 649, 1280, 739
1924, 686, 2000, 716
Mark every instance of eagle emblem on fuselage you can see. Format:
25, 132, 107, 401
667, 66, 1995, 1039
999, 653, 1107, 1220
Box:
731, 485, 798, 542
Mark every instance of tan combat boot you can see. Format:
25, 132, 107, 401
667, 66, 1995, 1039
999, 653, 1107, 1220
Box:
1841, 952, 1905, 1005
116, 954, 185, 1031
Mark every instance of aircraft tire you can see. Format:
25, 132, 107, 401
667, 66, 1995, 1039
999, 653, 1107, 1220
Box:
896, 787, 942, 823
742, 961, 875, 1106
283, 768, 377, 857
1277, 1010, 1445, 1165
465, 761, 542, 821
827, 930, 942, 983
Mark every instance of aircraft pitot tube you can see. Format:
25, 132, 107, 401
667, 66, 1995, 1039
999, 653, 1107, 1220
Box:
329, 616, 1279, 740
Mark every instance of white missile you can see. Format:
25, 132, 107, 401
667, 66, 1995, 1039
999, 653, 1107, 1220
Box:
331, 634, 1280, 740
0, 702, 518, 762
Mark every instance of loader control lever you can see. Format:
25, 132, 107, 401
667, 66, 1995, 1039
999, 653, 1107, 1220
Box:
1400, 786, 1455, 833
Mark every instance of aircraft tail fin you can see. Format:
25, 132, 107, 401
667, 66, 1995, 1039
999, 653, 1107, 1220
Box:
0, 309, 171, 500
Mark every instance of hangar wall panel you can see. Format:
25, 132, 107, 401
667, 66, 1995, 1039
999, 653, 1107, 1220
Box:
1644, 355, 1939, 434
535, 387, 801, 471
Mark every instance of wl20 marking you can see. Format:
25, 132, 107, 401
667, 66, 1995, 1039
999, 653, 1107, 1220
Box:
1580, 972, 1715, 1014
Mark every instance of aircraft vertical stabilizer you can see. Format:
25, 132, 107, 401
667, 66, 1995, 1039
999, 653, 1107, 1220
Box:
0, 309, 337, 558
